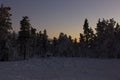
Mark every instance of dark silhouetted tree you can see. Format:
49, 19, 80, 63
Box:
95, 19, 116, 58
52, 37, 58, 56
30, 27, 37, 57
36, 31, 42, 56
114, 23, 120, 58
36, 29, 49, 57
73, 38, 79, 57
18, 16, 31, 59
79, 33, 86, 57
79, 19, 95, 57
0, 4, 12, 61
56, 33, 74, 57
42, 29, 48, 57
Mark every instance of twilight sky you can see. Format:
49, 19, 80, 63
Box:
1, 0, 120, 39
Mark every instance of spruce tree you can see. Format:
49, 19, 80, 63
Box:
18, 16, 31, 59
81, 19, 95, 57
42, 29, 48, 57
36, 31, 42, 56
95, 19, 116, 58
114, 23, 120, 58
0, 4, 12, 61
30, 27, 37, 57
52, 37, 58, 56
83, 19, 95, 47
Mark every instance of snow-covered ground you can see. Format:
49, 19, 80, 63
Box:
0, 57, 120, 80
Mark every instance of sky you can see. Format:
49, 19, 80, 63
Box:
1, 0, 120, 40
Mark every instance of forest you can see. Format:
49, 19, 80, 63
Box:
0, 5, 120, 61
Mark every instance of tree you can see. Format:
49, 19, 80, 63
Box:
42, 29, 48, 57
57, 33, 68, 56
80, 19, 95, 57
52, 37, 58, 56
36, 29, 49, 57
56, 33, 74, 57
95, 19, 116, 58
73, 38, 79, 57
114, 23, 120, 58
30, 27, 37, 57
79, 33, 86, 57
0, 4, 12, 61
83, 19, 95, 47
18, 16, 31, 59
36, 31, 42, 56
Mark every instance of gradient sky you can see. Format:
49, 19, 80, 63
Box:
1, 0, 120, 39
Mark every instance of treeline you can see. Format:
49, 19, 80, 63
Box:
0, 5, 120, 61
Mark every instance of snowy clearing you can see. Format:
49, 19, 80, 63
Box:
0, 57, 120, 80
